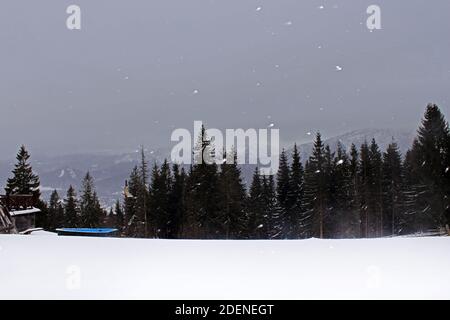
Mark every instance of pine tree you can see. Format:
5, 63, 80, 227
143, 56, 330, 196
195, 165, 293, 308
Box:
332, 143, 353, 238
189, 125, 221, 238
348, 144, 361, 237
139, 146, 150, 237
359, 141, 372, 238
79, 172, 102, 228
47, 190, 64, 230
286, 144, 304, 239
402, 141, 428, 234
124, 166, 140, 237
149, 160, 171, 238
5, 145, 40, 197
369, 139, 383, 237
276, 149, 291, 238
167, 164, 186, 239
64, 185, 79, 227
263, 174, 282, 239
247, 168, 266, 239
114, 199, 124, 233
303, 132, 328, 238
218, 151, 247, 239
323, 145, 335, 236
413, 103, 450, 230
382, 142, 404, 236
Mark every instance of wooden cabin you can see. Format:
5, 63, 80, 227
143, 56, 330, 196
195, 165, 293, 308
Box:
0, 194, 40, 234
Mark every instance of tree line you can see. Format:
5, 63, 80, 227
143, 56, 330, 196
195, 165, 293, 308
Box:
4, 103, 450, 238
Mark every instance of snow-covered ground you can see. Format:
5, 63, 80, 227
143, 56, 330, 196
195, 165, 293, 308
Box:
0, 234, 449, 299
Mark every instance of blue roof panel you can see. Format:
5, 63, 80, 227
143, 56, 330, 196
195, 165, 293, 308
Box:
56, 228, 118, 234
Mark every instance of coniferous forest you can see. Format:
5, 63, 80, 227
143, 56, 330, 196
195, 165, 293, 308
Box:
8, 103, 450, 239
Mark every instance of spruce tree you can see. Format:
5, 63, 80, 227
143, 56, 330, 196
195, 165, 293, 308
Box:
189, 125, 221, 238
369, 139, 383, 237
149, 160, 171, 238
218, 151, 247, 239
167, 164, 186, 239
359, 141, 372, 238
114, 199, 124, 233
332, 143, 353, 238
413, 103, 450, 230
286, 144, 304, 239
139, 146, 150, 237
382, 142, 404, 236
348, 144, 361, 237
5, 145, 40, 197
276, 149, 291, 238
303, 132, 328, 238
48, 190, 64, 230
64, 185, 79, 228
124, 166, 140, 237
79, 172, 102, 228
263, 174, 282, 239
247, 168, 266, 239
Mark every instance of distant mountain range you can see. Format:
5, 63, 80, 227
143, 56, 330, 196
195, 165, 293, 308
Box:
0, 128, 416, 208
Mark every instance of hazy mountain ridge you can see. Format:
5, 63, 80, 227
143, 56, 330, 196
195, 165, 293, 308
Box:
0, 128, 415, 207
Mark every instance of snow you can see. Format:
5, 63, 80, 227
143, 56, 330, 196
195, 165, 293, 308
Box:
0, 235, 449, 299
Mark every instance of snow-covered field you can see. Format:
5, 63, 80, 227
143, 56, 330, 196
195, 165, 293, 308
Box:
0, 234, 449, 299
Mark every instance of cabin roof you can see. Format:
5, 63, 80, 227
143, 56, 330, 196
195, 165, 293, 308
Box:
9, 207, 41, 217
55, 228, 118, 234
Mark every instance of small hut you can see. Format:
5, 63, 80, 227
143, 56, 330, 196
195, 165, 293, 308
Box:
0, 194, 41, 234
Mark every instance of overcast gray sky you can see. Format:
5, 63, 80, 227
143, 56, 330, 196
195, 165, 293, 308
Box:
0, 0, 449, 158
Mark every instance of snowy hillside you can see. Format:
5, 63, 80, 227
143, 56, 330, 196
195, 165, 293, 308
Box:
0, 234, 449, 299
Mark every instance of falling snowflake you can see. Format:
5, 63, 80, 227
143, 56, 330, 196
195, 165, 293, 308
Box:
268, 123, 274, 128
256, 6, 262, 12
315, 170, 321, 174
306, 132, 312, 136
192, 89, 199, 95
257, 224, 264, 229
335, 66, 343, 71
256, 82, 261, 87
318, 5, 324, 9
284, 21, 293, 26
446, 167, 449, 173
337, 159, 344, 165
124, 76, 129, 80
